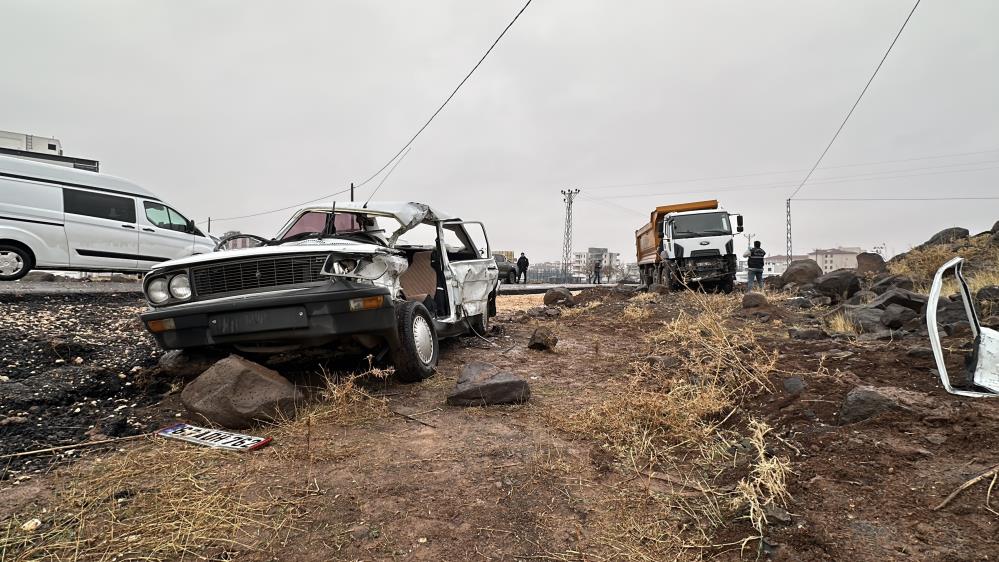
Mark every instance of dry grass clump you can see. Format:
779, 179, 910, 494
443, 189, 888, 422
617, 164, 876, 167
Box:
826, 311, 860, 335
629, 292, 661, 304
622, 303, 652, 321
2, 367, 389, 561
890, 235, 998, 291
552, 292, 787, 555
560, 300, 601, 318
1, 443, 292, 561
497, 293, 546, 312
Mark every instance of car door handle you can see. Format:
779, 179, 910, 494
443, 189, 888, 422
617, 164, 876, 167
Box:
121, 224, 135, 229
142, 228, 155, 232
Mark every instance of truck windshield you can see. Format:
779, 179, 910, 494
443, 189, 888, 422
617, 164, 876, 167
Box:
671, 213, 731, 239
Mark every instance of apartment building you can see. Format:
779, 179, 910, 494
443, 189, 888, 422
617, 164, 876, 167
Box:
809, 247, 863, 273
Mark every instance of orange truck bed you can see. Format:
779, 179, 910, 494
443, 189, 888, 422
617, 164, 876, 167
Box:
635, 200, 718, 265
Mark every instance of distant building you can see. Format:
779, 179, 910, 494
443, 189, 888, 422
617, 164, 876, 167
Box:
0, 130, 99, 172
809, 247, 863, 273
494, 250, 514, 261
762, 255, 809, 276
572, 247, 621, 280
220, 230, 260, 250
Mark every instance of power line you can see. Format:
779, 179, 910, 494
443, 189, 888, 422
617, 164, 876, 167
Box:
787, 0, 922, 263
202, 0, 533, 226
353, 0, 534, 190
795, 196, 999, 201
581, 147, 999, 192
789, 0, 922, 200
364, 146, 413, 205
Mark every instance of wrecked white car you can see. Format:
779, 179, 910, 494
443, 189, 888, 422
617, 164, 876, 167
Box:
139, 202, 499, 381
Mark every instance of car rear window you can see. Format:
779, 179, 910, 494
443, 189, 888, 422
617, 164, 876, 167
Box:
63, 189, 136, 223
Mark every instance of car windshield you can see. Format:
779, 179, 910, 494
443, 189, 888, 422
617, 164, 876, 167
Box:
279, 211, 397, 244
671, 212, 732, 239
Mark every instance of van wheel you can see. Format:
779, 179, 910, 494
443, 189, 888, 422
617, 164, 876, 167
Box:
0, 245, 32, 281
391, 301, 439, 382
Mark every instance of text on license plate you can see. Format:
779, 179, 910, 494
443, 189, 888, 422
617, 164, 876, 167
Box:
156, 423, 271, 451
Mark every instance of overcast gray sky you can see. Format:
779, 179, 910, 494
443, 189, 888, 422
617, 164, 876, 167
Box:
3, 0, 997, 261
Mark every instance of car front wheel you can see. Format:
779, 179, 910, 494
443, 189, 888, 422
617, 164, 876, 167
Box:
0, 245, 33, 281
391, 301, 439, 382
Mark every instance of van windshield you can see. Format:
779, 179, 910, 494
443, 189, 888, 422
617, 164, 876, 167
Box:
671, 212, 731, 239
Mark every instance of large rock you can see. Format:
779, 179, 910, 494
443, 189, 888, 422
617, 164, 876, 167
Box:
977, 286, 999, 306
923, 298, 968, 325
813, 269, 861, 301
871, 274, 914, 295
880, 304, 917, 330
840, 306, 885, 333
855, 252, 887, 276
528, 327, 558, 351
157, 349, 227, 378
922, 227, 969, 247
742, 292, 769, 309
839, 385, 936, 424
180, 355, 303, 429
780, 260, 822, 288
543, 287, 575, 307
23, 271, 56, 282
446, 361, 530, 406
866, 288, 928, 314
846, 290, 877, 306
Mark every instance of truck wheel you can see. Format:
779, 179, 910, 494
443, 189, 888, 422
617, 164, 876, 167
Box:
0, 245, 33, 281
720, 278, 735, 294
391, 301, 439, 382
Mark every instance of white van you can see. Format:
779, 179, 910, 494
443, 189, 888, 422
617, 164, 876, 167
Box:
0, 154, 215, 280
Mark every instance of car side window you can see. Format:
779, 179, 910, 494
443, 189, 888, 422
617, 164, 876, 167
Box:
442, 224, 481, 261
144, 202, 189, 232
64, 189, 136, 222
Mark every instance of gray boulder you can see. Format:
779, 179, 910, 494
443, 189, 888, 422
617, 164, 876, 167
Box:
447, 361, 530, 406
871, 274, 914, 295
780, 260, 823, 288
977, 286, 999, 305
788, 327, 829, 340
906, 346, 934, 359
922, 227, 969, 247
923, 298, 968, 325
180, 355, 303, 429
528, 327, 558, 351
855, 252, 887, 276
742, 292, 768, 309
158, 349, 227, 378
785, 296, 812, 309
840, 306, 885, 333
813, 269, 861, 301
543, 287, 575, 307
839, 385, 936, 424
880, 304, 917, 330
867, 288, 928, 314
810, 296, 833, 307
846, 290, 877, 306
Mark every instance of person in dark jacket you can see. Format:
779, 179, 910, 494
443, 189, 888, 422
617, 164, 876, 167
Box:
743, 241, 766, 291
592, 260, 603, 284
516, 253, 529, 283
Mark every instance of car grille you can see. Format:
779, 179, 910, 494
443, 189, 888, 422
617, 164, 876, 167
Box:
191, 254, 327, 297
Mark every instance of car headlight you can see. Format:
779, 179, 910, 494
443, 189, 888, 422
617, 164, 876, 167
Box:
147, 277, 170, 304
169, 274, 192, 300
333, 258, 358, 275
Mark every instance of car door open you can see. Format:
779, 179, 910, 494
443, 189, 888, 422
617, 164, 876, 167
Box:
442, 221, 495, 321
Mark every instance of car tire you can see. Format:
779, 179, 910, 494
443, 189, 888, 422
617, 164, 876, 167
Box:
391, 301, 439, 383
0, 245, 33, 281
507, 270, 516, 284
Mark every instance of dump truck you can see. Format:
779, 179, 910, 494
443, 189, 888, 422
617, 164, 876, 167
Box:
635, 200, 743, 292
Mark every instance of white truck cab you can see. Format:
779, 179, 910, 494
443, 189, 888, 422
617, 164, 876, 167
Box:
0, 154, 214, 280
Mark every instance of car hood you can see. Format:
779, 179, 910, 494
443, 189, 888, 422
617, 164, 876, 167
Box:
151, 239, 393, 270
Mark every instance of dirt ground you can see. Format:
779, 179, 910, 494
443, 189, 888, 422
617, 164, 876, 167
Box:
2, 288, 999, 561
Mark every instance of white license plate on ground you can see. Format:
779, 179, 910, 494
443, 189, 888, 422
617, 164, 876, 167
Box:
156, 423, 271, 451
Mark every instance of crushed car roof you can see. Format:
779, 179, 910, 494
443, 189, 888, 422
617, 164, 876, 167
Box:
317, 201, 455, 223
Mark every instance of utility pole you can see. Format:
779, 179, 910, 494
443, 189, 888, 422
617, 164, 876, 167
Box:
350, 182, 354, 202
560, 189, 580, 282
785, 199, 792, 265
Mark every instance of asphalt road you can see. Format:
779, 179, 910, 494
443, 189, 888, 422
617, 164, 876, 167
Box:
1, 280, 633, 296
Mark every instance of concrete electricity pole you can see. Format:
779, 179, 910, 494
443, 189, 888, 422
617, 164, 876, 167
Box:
560, 189, 580, 282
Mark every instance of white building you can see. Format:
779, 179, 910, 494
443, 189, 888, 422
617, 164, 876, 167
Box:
572, 247, 621, 281
0, 130, 99, 172
762, 255, 809, 276
809, 247, 863, 273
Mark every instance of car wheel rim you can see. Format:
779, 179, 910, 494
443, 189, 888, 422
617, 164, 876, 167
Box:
413, 315, 434, 364
0, 252, 24, 276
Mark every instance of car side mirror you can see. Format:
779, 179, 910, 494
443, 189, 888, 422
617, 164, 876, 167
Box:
186, 219, 196, 234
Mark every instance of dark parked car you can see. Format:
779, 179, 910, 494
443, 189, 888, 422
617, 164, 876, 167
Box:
493, 254, 518, 284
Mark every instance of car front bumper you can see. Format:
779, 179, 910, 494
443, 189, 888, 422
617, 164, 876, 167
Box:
139, 284, 398, 350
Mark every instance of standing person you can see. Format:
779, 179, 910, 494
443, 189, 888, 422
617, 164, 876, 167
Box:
593, 260, 603, 285
744, 241, 766, 292
516, 252, 529, 284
